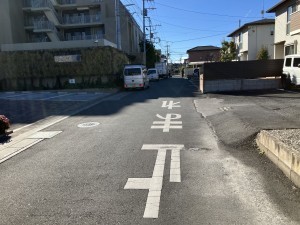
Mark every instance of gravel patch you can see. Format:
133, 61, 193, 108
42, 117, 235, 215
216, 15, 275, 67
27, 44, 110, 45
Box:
268, 129, 300, 152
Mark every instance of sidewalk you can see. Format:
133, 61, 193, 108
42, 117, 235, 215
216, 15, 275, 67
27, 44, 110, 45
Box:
0, 89, 126, 164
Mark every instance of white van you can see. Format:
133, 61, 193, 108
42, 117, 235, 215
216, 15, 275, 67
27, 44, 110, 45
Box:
282, 55, 300, 88
147, 68, 159, 81
123, 65, 149, 89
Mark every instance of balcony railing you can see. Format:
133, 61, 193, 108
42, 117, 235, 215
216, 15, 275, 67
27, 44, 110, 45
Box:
23, 0, 62, 23
65, 33, 103, 41
57, 0, 76, 4
23, 0, 48, 8
63, 14, 101, 24
33, 20, 56, 31
33, 20, 63, 40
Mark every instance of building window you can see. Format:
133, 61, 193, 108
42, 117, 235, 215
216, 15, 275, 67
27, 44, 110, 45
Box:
287, 4, 297, 34
285, 45, 295, 56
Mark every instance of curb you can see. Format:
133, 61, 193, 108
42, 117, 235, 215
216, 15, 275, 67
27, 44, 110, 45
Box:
256, 130, 300, 188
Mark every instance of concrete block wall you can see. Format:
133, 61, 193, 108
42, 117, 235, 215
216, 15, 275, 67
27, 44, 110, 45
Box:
199, 75, 281, 93
256, 130, 300, 188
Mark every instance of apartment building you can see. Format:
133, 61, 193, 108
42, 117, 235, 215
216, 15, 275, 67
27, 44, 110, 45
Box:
267, 0, 300, 58
228, 19, 275, 61
0, 0, 142, 56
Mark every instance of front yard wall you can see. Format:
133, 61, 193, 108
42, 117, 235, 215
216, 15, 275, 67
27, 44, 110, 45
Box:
200, 59, 284, 93
0, 46, 129, 91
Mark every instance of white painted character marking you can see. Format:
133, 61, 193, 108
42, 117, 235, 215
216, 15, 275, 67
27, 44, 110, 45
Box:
151, 114, 182, 132
124, 144, 184, 219
162, 101, 181, 110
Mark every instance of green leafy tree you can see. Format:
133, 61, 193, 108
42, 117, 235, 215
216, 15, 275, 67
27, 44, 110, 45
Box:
220, 40, 237, 62
257, 46, 269, 60
140, 40, 157, 68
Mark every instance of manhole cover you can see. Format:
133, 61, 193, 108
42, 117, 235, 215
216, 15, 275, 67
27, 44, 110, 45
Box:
77, 122, 100, 128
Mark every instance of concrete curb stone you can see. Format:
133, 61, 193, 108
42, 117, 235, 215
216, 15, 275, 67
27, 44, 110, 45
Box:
256, 130, 300, 188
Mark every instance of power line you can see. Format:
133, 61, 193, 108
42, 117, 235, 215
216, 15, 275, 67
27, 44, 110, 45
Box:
155, 2, 266, 19
169, 32, 229, 43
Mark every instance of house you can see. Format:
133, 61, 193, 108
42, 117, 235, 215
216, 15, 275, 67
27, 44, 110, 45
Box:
0, 0, 142, 57
228, 19, 275, 61
186, 45, 221, 67
267, 0, 300, 58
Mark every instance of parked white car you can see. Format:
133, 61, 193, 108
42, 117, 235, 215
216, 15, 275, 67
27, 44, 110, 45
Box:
147, 68, 159, 81
282, 55, 300, 89
123, 65, 149, 90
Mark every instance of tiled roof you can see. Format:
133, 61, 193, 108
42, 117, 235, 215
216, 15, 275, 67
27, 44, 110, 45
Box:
187, 46, 220, 52
227, 19, 275, 37
266, 0, 289, 13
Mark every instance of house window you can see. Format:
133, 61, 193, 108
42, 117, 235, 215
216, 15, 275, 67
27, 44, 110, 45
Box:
285, 45, 295, 55
287, 4, 297, 34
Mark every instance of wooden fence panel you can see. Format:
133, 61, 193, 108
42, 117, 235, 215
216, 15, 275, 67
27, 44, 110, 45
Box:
203, 59, 284, 80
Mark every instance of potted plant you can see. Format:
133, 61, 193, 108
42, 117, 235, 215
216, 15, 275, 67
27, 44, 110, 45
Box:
0, 115, 11, 136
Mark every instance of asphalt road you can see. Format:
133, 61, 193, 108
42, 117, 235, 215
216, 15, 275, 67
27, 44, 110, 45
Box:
0, 76, 300, 224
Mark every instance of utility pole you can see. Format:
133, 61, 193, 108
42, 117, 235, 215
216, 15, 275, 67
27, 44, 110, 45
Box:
143, 0, 146, 65
115, 0, 121, 50
166, 43, 170, 74
142, 0, 154, 65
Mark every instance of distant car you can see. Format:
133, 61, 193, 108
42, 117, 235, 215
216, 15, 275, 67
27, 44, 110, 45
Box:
147, 68, 159, 81
282, 55, 300, 89
193, 68, 199, 77
123, 64, 150, 90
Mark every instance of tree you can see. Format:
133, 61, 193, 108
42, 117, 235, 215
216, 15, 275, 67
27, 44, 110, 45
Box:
257, 46, 269, 60
220, 40, 237, 62
140, 40, 158, 68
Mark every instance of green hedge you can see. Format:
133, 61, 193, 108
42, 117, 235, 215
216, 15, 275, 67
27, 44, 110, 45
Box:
0, 46, 128, 81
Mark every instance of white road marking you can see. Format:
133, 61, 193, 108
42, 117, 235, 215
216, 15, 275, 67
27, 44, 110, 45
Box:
162, 101, 181, 109
151, 114, 182, 132
40, 93, 73, 100
124, 144, 184, 219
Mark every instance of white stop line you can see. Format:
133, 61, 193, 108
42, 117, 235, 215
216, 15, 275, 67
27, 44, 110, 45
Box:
124, 144, 184, 219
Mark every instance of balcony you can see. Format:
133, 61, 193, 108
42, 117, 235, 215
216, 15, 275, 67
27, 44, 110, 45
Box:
24, 0, 52, 9
65, 33, 103, 41
57, 0, 76, 4
23, 0, 62, 24
33, 20, 56, 32
63, 14, 101, 25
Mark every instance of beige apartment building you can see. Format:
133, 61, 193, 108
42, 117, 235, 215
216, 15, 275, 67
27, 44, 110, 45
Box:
267, 0, 300, 58
0, 0, 142, 56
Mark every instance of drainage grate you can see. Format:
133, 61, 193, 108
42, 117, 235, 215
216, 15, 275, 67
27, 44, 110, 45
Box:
77, 122, 100, 128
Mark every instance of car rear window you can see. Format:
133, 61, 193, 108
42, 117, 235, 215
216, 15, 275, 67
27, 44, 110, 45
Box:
285, 58, 292, 67
147, 70, 156, 75
124, 68, 141, 76
293, 58, 300, 67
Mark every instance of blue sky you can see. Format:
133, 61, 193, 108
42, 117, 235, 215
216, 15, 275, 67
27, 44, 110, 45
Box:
120, 0, 280, 63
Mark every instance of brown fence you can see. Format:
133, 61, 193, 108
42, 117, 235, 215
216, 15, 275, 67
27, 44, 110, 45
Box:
203, 59, 284, 80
